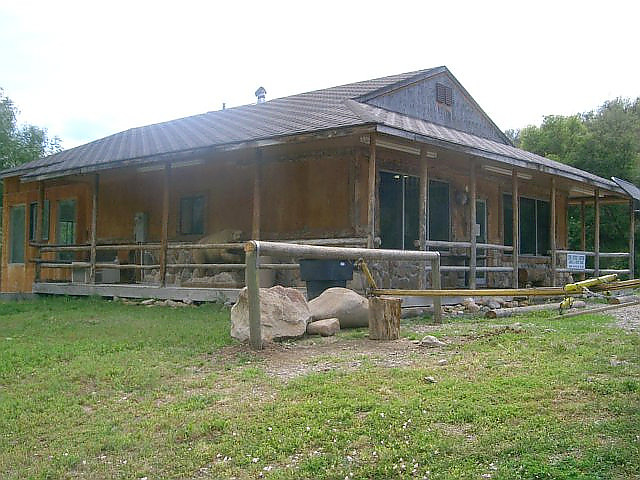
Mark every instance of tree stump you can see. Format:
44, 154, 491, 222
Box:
368, 297, 401, 340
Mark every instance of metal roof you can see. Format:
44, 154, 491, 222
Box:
0, 66, 630, 195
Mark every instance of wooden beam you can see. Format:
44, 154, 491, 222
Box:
252, 151, 261, 240
629, 200, 635, 279
418, 149, 429, 289
159, 164, 171, 287
367, 134, 376, 248
351, 149, 362, 234
89, 174, 99, 284
580, 200, 586, 280
594, 188, 600, 277
512, 170, 519, 288
245, 242, 263, 350
34, 181, 45, 283
550, 177, 557, 286
469, 162, 477, 289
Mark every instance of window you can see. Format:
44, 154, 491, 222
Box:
436, 83, 453, 106
503, 194, 550, 255
28, 201, 49, 241
428, 180, 450, 241
180, 195, 205, 235
379, 174, 450, 249
9, 205, 26, 263
57, 199, 76, 261
380, 172, 419, 249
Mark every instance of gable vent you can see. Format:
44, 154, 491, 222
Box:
436, 83, 453, 106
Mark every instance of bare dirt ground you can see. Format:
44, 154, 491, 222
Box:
609, 303, 640, 333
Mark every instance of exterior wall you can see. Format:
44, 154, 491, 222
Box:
367, 72, 507, 144
2, 176, 91, 292
1, 139, 577, 293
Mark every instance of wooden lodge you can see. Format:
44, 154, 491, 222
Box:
1, 67, 637, 301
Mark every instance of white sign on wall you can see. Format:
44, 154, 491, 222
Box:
567, 253, 586, 271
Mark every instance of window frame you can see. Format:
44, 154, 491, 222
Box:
9, 204, 26, 264
57, 198, 77, 261
502, 193, 551, 257
179, 194, 206, 236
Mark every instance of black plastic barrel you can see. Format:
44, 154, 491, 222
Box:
299, 259, 354, 300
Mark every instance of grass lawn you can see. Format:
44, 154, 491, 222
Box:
0, 296, 638, 479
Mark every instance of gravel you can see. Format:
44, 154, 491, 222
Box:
610, 303, 640, 333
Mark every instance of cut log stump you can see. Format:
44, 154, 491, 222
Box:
368, 296, 401, 340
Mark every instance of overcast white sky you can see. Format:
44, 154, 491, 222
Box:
1, 0, 638, 149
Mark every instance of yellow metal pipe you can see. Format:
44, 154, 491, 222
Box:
372, 287, 578, 297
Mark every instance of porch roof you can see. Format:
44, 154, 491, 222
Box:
0, 67, 629, 196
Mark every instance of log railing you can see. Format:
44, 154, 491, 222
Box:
554, 249, 632, 276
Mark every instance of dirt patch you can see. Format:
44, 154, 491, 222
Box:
609, 303, 640, 333
214, 336, 449, 381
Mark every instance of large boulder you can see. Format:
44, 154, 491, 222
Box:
308, 287, 369, 328
231, 285, 311, 342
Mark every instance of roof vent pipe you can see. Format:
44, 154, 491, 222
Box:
255, 86, 267, 104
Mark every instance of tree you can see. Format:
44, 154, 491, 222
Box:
516, 97, 640, 274
1, 88, 61, 171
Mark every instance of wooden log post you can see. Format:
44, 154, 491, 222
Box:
594, 188, 600, 277
431, 255, 442, 324
629, 199, 635, 279
418, 149, 429, 289
367, 134, 376, 249
469, 162, 477, 289
252, 151, 261, 240
159, 164, 171, 287
368, 296, 401, 340
550, 177, 557, 287
89, 174, 99, 284
34, 181, 45, 283
512, 170, 519, 288
245, 241, 263, 350
580, 200, 586, 280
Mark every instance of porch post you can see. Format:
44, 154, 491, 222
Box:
418, 148, 429, 289
160, 163, 171, 287
629, 199, 635, 279
89, 174, 99, 284
35, 181, 45, 283
550, 177, 557, 286
252, 151, 261, 240
594, 188, 600, 277
512, 170, 519, 288
367, 134, 376, 248
580, 200, 586, 280
469, 162, 477, 289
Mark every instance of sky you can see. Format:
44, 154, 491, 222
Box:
1, 0, 639, 149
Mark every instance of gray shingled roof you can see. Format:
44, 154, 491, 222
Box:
0, 66, 626, 194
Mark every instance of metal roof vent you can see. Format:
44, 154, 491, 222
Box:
255, 86, 267, 104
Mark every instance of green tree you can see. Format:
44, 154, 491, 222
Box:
1, 88, 61, 171
516, 97, 640, 275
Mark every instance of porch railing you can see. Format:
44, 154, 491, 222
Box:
555, 249, 632, 276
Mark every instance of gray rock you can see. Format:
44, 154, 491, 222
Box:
308, 287, 369, 328
140, 298, 156, 305
418, 335, 447, 348
487, 301, 501, 310
307, 318, 340, 337
231, 286, 311, 342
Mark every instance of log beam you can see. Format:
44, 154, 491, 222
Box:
252, 151, 261, 240
418, 148, 429, 289
630, 199, 635, 279
89, 174, 99, 284
594, 188, 600, 277
367, 134, 376, 248
512, 170, 519, 288
160, 164, 171, 287
35, 181, 45, 283
550, 177, 557, 286
469, 162, 477, 289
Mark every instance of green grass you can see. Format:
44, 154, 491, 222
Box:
1, 297, 639, 479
